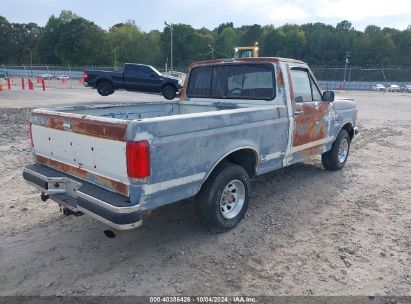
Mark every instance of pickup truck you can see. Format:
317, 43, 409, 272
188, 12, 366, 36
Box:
84, 63, 182, 99
23, 57, 358, 237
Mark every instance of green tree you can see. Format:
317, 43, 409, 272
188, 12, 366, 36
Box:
0, 16, 13, 63
107, 21, 146, 65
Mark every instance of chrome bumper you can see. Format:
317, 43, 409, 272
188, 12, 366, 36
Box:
23, 164, 143, 231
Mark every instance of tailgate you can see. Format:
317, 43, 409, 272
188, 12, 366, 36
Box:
31, 110, 130, 196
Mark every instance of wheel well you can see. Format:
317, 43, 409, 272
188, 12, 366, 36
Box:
214, 148, 258, 178
96, 79, 112, 86
162, 83, 177, 90
342, 123, 354, 140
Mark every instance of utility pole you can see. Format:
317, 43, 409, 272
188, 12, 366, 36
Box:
164, 21, 173, 72
208, 42, 214, 59
113, 49, 117, 71
343, 51, 351, 89
28, 49, 33, 77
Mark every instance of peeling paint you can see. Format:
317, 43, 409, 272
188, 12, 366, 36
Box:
36, 155, 128, 196
32, 111, 128, 141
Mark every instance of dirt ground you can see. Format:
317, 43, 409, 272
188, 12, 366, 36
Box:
0, 89, 410, 296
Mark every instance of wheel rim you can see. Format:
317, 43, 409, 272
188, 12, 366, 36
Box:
99, 84, 110, 95
338, 139, 349, 163
219, 180, 245, 219
164, 87, 175, 98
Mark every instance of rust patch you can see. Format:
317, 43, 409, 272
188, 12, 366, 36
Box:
179, 75, 188, 101
33, 112, 128, 141
304, 146, 322, 157
277, 68, 285, 88
293, 102, 330, 147
36, 155, 128, 196
286, 64, 295, 104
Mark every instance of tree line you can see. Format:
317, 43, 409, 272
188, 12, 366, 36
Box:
1, 10, 411, 69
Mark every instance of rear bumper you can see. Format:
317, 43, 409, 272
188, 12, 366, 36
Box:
23, 164, 143, 231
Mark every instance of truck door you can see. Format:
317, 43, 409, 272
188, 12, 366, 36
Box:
288, 67, 332, 161
123, 64, 141, 90
124, 65, 160, 92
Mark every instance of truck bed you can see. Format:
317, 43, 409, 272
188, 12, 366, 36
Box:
56, 101, 240, 120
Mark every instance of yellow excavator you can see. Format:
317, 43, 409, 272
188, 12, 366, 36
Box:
234, 42, 259, 58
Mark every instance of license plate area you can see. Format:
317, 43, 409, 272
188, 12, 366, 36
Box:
46, 178, 81, 197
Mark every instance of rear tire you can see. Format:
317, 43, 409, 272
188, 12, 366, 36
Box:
322, 129, 351, 171
195, 163, 250, 231
97, 81, 113, 96
162, 85, 177, 100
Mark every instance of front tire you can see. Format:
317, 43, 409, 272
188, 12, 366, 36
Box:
322, 129, 351, 171
162, 85, 177, 100
97, 81, 113, 96
195, 163, 250, 231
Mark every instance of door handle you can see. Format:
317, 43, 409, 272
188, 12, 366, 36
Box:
295, 110, 304, 116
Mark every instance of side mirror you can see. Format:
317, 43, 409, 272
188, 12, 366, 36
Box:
322, 90, 335, 102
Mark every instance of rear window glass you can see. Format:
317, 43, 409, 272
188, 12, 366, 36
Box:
187, 66, 212, 97
187, 64, 275, 100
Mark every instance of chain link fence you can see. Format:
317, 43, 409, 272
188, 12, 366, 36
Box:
2, 64, 411, 91
312, 66, 411, 90
0, 64, 187, 89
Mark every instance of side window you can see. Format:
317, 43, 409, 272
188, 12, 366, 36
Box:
187, 67, 212, 97
290, 69, 312, 103
124, 65, 138, 74
310, 75, 322, 101
136, 66, 154, 77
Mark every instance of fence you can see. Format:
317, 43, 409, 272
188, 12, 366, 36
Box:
0, 64, 187, 79
312, 66, 411, 90
2, 64, 411, 91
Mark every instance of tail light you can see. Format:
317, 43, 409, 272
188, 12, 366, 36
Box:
126, 141, 150, 179
83, 72, 88, 80
29, 122, 34, 147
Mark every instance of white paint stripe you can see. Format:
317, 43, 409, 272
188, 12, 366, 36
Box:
290, 136, 334, 153
262, 151, 285, 161
143, 172, 206, 195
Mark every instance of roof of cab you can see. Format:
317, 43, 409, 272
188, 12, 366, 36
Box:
189, 57, 306, 69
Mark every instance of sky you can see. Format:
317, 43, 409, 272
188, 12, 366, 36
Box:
1, 0, 411, 31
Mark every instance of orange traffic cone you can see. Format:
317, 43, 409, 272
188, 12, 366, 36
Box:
0, 83, 3, 91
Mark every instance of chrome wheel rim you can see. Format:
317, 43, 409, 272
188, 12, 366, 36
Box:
338, 139, 349, 163
219, 180, 245, 219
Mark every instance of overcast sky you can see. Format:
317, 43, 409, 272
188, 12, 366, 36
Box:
2, 0, 411, 31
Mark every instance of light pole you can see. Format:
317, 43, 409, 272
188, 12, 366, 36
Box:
343, 51, 351, 89
28, 49, 33, 77
164, 21, 173, 72
208, 42, 214, 59
113, 49, 117, 71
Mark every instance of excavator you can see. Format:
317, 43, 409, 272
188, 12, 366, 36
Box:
233, 42, 259, 58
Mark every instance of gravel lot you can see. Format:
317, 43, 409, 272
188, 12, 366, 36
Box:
0, 88, 410, 296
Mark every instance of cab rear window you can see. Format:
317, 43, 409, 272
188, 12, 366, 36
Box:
187, 64, 275, 100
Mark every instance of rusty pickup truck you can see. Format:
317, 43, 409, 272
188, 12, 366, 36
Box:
23, 57, 358, 236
